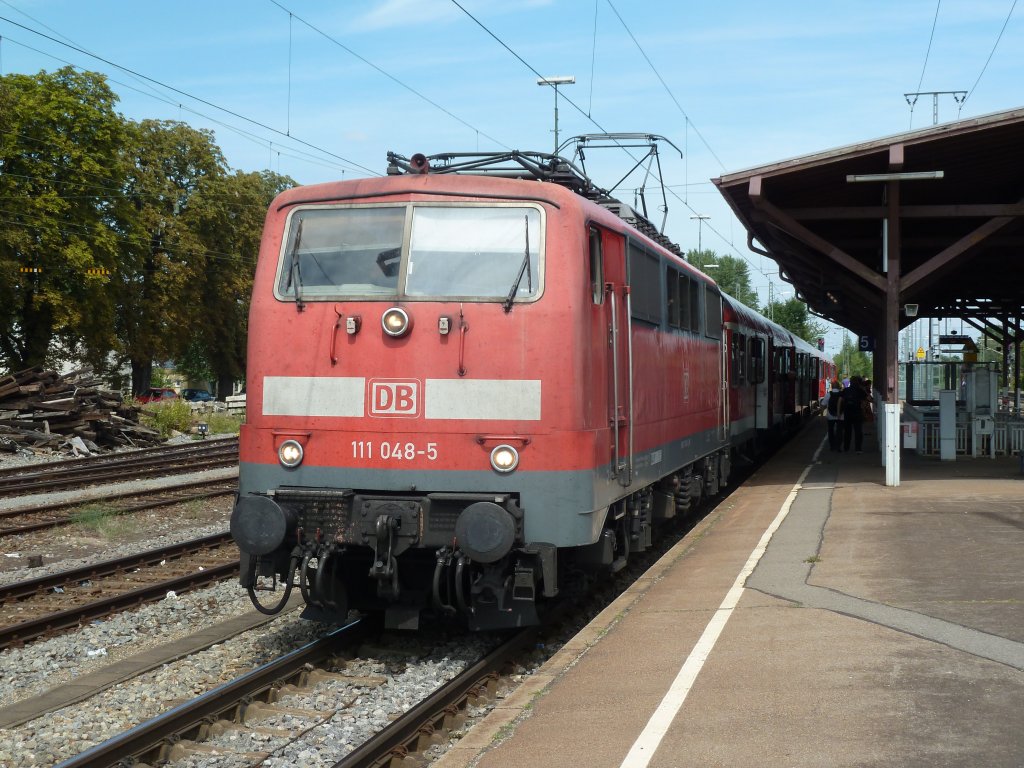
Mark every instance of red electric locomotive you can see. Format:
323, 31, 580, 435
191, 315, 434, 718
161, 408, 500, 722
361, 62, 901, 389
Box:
230, 150, 830, 630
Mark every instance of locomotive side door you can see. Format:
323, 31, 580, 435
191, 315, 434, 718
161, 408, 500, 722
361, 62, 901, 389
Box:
596, 228, 632, 486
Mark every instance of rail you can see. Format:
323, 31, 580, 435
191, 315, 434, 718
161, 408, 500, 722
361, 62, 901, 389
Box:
52, 620, 369, 768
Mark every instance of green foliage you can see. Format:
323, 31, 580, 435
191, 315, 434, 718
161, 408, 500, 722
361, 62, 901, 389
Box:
834, 333, 873, 378
0, 67, 127, 371
686, 250, 759, 307
176, 336, 215, 385
204, 411, 243, 435
181, 169, 295, 392
70, 504, 137, 538
139, 398, 194, 437
0, 66, 297, 392
761, 297, 827, 344
116, 118, 229, 394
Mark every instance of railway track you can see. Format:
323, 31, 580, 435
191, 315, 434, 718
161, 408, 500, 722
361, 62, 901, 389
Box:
53, 620, 536, 768
0, 532, 239, 649
0, 436, 238, 497
0, 476, 237, 538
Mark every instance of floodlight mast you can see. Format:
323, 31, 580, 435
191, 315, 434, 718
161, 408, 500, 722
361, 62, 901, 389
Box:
537, 76, 575, 155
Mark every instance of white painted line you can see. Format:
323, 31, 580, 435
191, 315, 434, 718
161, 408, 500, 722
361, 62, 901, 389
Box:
619, 439, 825, 768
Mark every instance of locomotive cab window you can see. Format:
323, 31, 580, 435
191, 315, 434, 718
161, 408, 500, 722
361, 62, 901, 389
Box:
589, 226, 604, 305
406, 207, 541, 299
276, 206, 404, 298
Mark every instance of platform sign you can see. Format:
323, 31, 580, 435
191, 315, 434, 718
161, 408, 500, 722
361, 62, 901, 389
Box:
858, 335, 875, 352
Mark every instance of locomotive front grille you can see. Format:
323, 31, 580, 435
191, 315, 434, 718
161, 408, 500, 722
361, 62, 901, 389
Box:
272, 488, 354, 540
427, 506, 461, 536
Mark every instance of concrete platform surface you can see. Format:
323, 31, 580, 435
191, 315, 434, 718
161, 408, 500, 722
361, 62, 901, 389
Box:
435, 419, 1024, 768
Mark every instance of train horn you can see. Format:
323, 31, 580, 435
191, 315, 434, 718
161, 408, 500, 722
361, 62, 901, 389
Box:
410, 153, 430, 174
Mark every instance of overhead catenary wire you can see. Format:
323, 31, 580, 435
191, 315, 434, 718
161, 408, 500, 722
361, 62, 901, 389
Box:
267, 0, 512, 152
0, 211, 261, 267
0, 128, 299, 215
0, 35, 355, 179
449, 0, 775, 286
909, 0, 942, 128
960, 0, 1018, 112
0, 13, 380, 177
603, 0, 726, 172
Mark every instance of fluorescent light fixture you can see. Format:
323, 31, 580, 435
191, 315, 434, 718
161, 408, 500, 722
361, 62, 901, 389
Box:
846, 171, 944, 182
537, 75, 575, 85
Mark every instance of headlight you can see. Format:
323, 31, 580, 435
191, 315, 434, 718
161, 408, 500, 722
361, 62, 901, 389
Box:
489, 444, 519, 473
278, 439, 304, 468
381, 307, 411, 337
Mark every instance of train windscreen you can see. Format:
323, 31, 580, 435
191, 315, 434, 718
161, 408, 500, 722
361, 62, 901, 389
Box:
276, 204, 543, 303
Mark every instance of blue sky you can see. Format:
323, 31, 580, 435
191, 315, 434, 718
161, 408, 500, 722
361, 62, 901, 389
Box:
1, 0, 1020, 354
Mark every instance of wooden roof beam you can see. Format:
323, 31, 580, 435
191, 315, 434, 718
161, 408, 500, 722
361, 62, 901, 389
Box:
748, 175, 886, 292
901, 200, 1022, 293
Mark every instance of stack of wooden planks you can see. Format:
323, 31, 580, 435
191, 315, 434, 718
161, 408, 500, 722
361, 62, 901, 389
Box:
0, 366, 163, 453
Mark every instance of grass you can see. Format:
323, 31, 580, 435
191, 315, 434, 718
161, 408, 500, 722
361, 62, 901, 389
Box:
804, 555, 822, 564
70, 504, 138, 538
203, 411, 243, 435
137, 399, 244, 438
179, 500, 206, 520
138, 398, 193, 437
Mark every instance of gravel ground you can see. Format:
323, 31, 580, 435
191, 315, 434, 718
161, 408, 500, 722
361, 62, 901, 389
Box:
0, 436, 236, 583
0, 440, 608, 768
0, 441, 506, 768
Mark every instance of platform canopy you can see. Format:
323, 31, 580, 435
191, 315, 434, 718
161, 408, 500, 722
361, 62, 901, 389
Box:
713, 107, 1024, 405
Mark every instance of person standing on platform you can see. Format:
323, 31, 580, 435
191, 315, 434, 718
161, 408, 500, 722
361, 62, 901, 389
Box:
824, 380, 844, 452
842, 375, 867, 453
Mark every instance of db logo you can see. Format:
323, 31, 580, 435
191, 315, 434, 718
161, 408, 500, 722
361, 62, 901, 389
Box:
369, 379, 420, 417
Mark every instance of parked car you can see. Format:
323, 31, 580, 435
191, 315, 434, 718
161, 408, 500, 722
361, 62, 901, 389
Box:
137, 387, 178, 403
181, 388, 215, 402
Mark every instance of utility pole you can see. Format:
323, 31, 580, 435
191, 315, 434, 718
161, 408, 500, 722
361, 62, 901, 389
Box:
537, 76, 575, 155
904, 90, 967, 126
690, 214, 709, 255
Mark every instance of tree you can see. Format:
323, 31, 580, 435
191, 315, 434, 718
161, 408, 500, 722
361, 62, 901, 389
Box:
686, 250, 758, 307
834, 333, 872, 379
761, 296, 826, 344
0, 67, 127, 373
113, 119, 227, 394
182, 169, 295, 397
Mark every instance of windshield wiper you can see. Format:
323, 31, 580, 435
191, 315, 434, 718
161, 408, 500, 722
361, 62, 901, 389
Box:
285, 219, 305, 312
503, 215, 532, 313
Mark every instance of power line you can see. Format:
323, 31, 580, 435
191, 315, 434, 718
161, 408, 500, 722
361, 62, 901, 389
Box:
0, 34, 355, 178
0, 13, 380, 177
267, 0, 512, 152
449, 0, 775, 287
915, 0, 941, 93
588, 0, 599, 117
603, 0, 726, 171
0, 212, 260, 266
0, 128, 295, 215
909, 0, 942, 128
961, 0, 1018, 110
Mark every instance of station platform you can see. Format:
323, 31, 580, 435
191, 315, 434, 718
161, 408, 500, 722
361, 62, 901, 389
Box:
435, 418, 1024, 768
